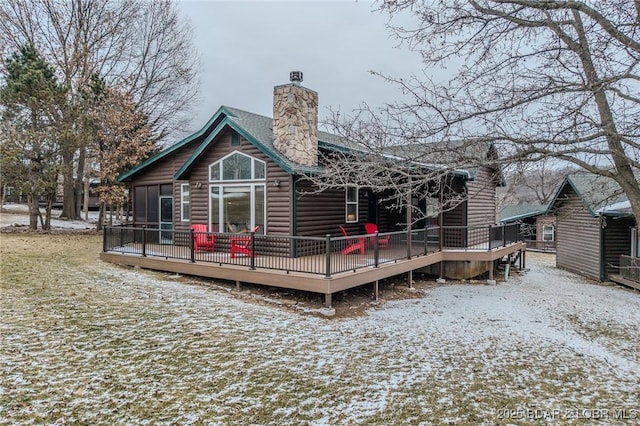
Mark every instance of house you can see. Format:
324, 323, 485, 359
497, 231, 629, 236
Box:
546, 173, 636, 283
499, 204, 556, 252
103, 72, 524, 305
118, 72, 502, 246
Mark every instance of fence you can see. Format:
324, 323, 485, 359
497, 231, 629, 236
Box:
619, 255, 640, 283
103, 223, 521, 277
441, 223, 521, 250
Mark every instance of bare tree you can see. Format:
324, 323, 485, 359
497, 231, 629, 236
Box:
329, 1, 639, 219
0, 0, 200, 219
499, 160, 578, 208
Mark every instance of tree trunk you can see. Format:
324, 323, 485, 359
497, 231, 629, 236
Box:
97, 201, 105, 232
61, 148, 77, 219
74, 145, 86, 218
28, 195, 38, 230
44, 197, 52, 230
1, 183, 6, 209
83, 175, 90, 220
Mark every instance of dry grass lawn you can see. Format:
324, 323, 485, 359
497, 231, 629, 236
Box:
1, 233, 639, 425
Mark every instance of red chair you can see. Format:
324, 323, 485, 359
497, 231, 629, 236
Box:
230, 226, 260, 259
339, 225, 365, 255
364, 223, 391, 248
192, 224, 215, 253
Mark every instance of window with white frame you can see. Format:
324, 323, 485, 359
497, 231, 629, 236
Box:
543, 225, 554, 241
209, 152, 266, 233
346, 186, 358, 223
180, 183, 190, 221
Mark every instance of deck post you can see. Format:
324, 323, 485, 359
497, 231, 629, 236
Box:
324, 293, 332, 308
236, 280, 241, 290
142, 225, 147, 257
190, 228, 195, 263
250, 230, 256, 270
407, 270, 413, 288
374, 231, 379, 267
522, 249, 526, 269
325, 234, 332, 279
519, 249, 523, 269
439, 225, 443, 252
119, 226, 124, 249
423, 226, 428, 255
374, 280, 379, 301
488, 262, 493, 280
503, 224, 507, 248
103, 226, 108, 252
487, 224, 492, 251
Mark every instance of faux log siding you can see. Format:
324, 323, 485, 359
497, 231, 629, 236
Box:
131, 141, 200, 234
184, 130, 292, 236
603, 217, 635, 279
467, 166, 497, 227
555, 192, 602, 281
295, 180, 369, 237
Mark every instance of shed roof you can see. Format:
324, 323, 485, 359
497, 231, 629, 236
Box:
499, 204, 548, 223
547, 173, 630, 217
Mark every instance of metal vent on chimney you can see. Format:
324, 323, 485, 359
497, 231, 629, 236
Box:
290, 71, 303, 85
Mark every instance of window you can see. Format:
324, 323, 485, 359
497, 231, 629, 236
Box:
231, 132, 240, 146
209, 151, 266, 182
346, 186, 358, 223
180, 183, 190, 221
209, 152, 266, 233
543, 225, 554, 241
134, 185, 160, 223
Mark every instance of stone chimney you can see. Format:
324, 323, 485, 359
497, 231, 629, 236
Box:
273, 71, 318, 166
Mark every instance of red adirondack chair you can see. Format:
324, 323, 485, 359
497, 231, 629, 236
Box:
230, 226, 260, 259
339, 225, 365, 255
364, 223, 391, 248
192, 224, 215, 253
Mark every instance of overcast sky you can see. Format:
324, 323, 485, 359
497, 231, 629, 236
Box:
178, 1, 426, 133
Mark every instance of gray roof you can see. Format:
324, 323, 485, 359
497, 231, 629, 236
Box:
548, 172, 630, 217
120, 104, 476, 182
383, 140, 501, 182
224, 106, 352, 175
499, 204, 548, 223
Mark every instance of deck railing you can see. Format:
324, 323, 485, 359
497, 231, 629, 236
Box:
103, 223, 521, 277
619, 255, 640, 283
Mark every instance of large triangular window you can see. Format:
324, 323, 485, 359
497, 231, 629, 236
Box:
209, 151, 266, 182
208, 151, 266, 233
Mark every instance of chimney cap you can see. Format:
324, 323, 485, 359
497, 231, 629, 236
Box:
290, 71, 303, 84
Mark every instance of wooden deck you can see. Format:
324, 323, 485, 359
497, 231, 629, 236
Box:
100, 242, 526, 307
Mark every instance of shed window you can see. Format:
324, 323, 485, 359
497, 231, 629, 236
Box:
346, 186, 358, 223
543, 225, 554, 241
180, 184, 190, 221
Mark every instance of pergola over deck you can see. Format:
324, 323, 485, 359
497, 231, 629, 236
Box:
100, 224, 526, 307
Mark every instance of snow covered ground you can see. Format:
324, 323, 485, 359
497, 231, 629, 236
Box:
1, 226, 639, 424
0, 203, 98, 229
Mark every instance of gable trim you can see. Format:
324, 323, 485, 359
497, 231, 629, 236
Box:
546, 176, 597, 217
117, 106, 238, 183
174, 117, 297, 180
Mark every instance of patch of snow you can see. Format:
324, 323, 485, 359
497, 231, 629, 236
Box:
2, 252, 639, 424
0, 203, 101, 229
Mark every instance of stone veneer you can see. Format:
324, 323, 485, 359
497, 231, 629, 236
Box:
272, 83, 318, 166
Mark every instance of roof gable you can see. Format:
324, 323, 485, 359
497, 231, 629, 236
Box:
546, 173, 629, 217
117, 106, 232, 182
119, 105, 481, 183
